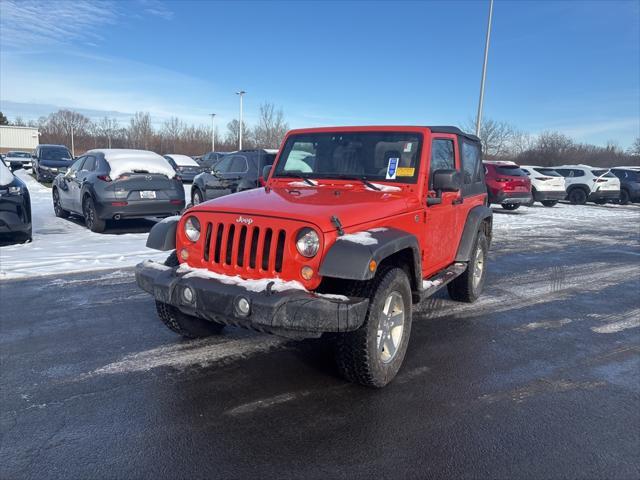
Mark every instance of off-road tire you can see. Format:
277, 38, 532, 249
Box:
448, 230, 488, 303
335, 267, 413, 388
83, 196, 106, 233
502, 203, 519, 211
568, 188, 587, 205
541, 200, 558, 207
192, 188, 203, 205
52, 188, 70, 218
619, 189, 630, 205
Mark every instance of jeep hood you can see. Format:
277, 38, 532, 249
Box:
191, 185, 413, 232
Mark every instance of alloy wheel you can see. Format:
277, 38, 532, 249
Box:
377, 291, 405, 364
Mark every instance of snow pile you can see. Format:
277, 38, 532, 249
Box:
176, 263, 307, 293
366, 183, 402, 192
337, 231, 378, 246
165, 154, 199, 167
315, 293, 349, 301
422, 279, 443, 289
89, 149, 176, 179
288, 180, 319, 188
0, 162, 14, 186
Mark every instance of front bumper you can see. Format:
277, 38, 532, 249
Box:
533, 190, 566, 202
494, 191, 533, 205
36, 167, 66, 181
96, 200, 185, 220
135, 261, 369, 338
588, 190, 619, 201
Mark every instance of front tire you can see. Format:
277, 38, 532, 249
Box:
52, 188, 70, 218
335, 268, 412, 388
83, 196, 106, 233
502, 203, 519, 211
619, 189, 630, 205
448, 229, 488, 303
192, 188, 203, 205
541, 200, 558, 207
568, 188, 587, 205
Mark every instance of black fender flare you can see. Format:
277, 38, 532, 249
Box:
146, 217, 179, 251
455, 205, 493, 262
319, 228, 421, 287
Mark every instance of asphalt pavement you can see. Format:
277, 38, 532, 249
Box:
1, 204, 639, 479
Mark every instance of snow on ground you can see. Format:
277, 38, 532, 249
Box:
0, 170, 638, 280
0, 171, 192, 280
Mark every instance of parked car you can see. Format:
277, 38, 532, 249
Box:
51, 149, 185, 233
610, 167, 640, 205
519, 165, 566, 207
163, 154, 206, 182
5, 151, 33, 171
483, 160, 532, 210
554, 165, 620, 205
136, 125, 492, 388
190, 149, 277, 205
197, 151, 229, 169
0, 158, 32, 243
32, 144, 73, 183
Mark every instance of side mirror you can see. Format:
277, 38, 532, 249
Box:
31, 154, 37, 159
427, 169, 461, 206
262, 164, 273, 182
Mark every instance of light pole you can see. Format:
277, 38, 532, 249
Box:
70, 124, 75, 157
209, 113, 216, 152
475, 0, 494, 138
236, 90, 246, 150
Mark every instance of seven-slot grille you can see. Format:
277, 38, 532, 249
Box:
202, 221, 287, 274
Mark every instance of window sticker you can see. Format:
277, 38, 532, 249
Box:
386, 157, 399, 180
403, 142, 413, 153
396, 167, 415, 177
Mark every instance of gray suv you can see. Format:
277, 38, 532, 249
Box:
52, 149, 185, 232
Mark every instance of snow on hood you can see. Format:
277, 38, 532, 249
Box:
0, 162, 15, 186
90, 149, 176, 179
165, 154, 199, 167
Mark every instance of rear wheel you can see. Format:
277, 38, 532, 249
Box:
502, 203, 519, 211
192, 188, 203, 205
83, 196, 106, 233
619, 189, 630, 205
541, 200, 558, 207
335, 267, 412, 388
448, 230, 488, 303
52, 188, 70, 218
568, 188, 587, 205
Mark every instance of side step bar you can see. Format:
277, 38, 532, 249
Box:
414, 262, 467, 302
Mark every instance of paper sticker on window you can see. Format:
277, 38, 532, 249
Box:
396, 167, 415, 177
403, 142, 413, 153
386, 157, 399, 180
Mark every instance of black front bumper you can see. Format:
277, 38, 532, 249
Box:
533, 190, 566, 202
135, 261, 369, 338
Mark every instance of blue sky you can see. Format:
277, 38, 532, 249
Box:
1, 0, 638, 147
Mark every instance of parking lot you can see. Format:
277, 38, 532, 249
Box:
1, 188, 638, 479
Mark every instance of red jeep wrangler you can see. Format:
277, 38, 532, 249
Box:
136, 126, 492, 387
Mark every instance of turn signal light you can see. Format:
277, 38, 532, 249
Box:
301, 266, 314, 280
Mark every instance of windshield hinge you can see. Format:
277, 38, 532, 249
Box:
331, 215, 344, 236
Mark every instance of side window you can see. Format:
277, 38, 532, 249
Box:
574, 169, 585, 177
429, 139, 455, 188
229, 155, 248, 173
214, 156, 232, 173
82, 155, 96, 171
461, 140, 482, 184
69, 157, 85, 173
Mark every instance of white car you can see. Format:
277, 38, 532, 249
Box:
554, 164, 620, 205
520, 166, 566, 207
4, 151, 33, 171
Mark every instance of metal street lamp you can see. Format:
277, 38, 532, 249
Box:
236, 90, 246, 150
209, 113, 216, 152
475, 0, 494, 138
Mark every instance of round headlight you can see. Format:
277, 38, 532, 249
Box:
296, 228, 320, 257
184, 216, 201, 242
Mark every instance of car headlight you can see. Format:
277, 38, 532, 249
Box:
8, 186, 22, 194
296, 227, 320, 257
184, 216, 201, 242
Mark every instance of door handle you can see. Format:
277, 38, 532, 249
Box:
452, 197, 464, 205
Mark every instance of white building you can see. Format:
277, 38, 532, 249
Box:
0, 125, 40, 153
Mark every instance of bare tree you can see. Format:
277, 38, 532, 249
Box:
128, 112, 153, 149
628, 137, 640, 157
98, 116, 119, 148
466, 118, 515, 158
253, 103, 289, 149
12, 116, 26, 126
161, 116, 184, 152
225, 119, 252, 149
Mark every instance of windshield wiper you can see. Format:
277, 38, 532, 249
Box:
333, 175, 381, 191
285, 172, 317, 186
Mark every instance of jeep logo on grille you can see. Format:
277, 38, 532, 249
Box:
236, 216, 254, 225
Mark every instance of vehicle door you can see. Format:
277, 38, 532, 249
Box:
208, 154, 248, 199
73, 155, 97, 211
59, 157, 85, 212
423, 135, 462, 275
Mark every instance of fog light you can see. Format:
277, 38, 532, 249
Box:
236, 297, 251, 316
182, 286, 194, 303
180, 248, 189, 260
301, 266, 314, 280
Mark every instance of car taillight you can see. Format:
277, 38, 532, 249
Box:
495, 177, 510, 182
170, 199, 183, 205
97, 175, 112, 182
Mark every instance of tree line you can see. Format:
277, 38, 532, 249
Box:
1, 110, 638, 166
0, 103, 289, 156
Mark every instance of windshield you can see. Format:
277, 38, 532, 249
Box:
496, 165, 527, 176
40, 147, 72, 161
533, 168, 561, 177
592, 169, 615, 178
274, 132, 423, 183
8, 151, 31, 158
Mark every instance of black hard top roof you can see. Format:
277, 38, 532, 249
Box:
428, 126, 481, 143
